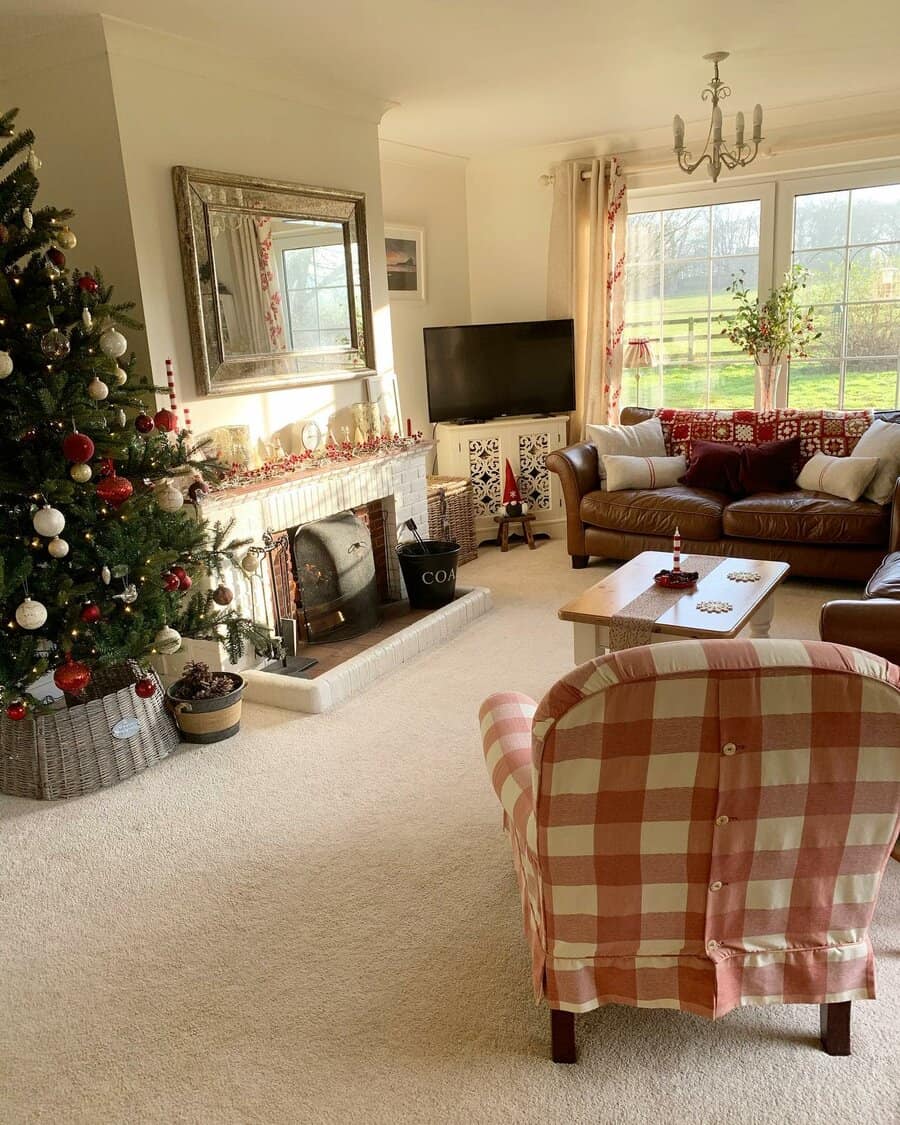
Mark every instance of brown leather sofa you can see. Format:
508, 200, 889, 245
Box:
546, 407, 900, 582
819, 552, 900, 664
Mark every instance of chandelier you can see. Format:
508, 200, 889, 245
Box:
673, 52, 763, 182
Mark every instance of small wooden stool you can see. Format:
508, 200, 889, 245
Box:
494, 513, 536, 552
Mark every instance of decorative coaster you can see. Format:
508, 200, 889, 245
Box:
727, 571, 761, 583
697, 600, 733, 614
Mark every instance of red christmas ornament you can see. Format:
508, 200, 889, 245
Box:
80, 602, 102, 624
96, 473, 134, 508
153, 408, 177, 433
77, 274, 99, 293
212, 584, 234, 606
62, 430, 95, 463
97, 457, 115, 478
53, 655, 92, 696
170, 565, 192, 591
162, 571, 181, 592
188, 479, 210, 503
134, 677, 156, 699
47, 247, 66, 268
5, 700, 27, 721
135, 413, 154, 435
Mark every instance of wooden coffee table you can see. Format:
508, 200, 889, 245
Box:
558, 551, 790, 663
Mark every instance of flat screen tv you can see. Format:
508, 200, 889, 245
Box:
423, 318, 575, 423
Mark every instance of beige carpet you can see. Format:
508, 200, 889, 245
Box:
2, 540, 897, 1125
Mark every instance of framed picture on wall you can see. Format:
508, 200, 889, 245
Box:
384, 225, 425, 301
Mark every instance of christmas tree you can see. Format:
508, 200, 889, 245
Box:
0, 106, 267, 720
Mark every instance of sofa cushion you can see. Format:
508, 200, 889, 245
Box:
722, 491, 890, 546
680, 440, 744, 496
865, 552, 900, 599
581, 485, 728, 541
740, 436, 802, 494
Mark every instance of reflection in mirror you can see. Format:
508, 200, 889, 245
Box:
174, 167, 375, 396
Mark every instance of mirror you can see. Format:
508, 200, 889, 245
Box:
173, 167, 376, 396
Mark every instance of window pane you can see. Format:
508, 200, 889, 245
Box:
847, 243, 900, 301
626, 261, 660, 314
712, 201, 760, 256
662, 364, 708, 408
807, 304, 844, 359
794, 191, 849, 250
316, 286, 350, 331
846, 302, 900, 358
710, 256, 759, 308
627, 212, 661, 261
850, 184, 900, 245
843, 358, 898, 409
313, 244, 348, 286
787, 359, 841, 409
710, 363, 756, 409
290, 329, 322, 352
793, 248, 845, 305
664, 259, 708, 311
283, 248, 316, 289
663, 207, 710, 259
289, 289, 319, 332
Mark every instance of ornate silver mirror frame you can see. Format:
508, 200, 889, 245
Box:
173, 166, 376, 396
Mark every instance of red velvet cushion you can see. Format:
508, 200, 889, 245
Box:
680, 440, 745, 496
739, 436, 802, 494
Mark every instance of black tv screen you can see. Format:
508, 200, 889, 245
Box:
424, 319, 575, 423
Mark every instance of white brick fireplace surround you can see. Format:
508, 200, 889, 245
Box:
175, 444, 491, 712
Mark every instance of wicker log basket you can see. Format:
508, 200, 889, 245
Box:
0, 661, 179, 801
426, 476, 477, 566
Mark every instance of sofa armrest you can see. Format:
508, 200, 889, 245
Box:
819, 598, 900, 666
479, 692, 537, 844
889, 476, 900, 553
546, 442, 600, 561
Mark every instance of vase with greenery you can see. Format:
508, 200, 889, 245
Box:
721, 264, 821, 410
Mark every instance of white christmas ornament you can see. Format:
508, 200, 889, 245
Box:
241, 551, 260, 574
0, 351, 12, 379
70, 463, 92, 483
15, 597, 48, 630
87, 376, 109, 401
153, 625, 182, 655
111, 408, 127, 429
113, 366, 127, 386
99, 327, 127, 358
56, 227, 77, 250
47, 536, 70, 558
22, 207, 33, 230
27, 147, 41, 172
100, 566, 112, 585
154, 479, 184, 512
33, 505, 65, 537
81, 307, 92, 330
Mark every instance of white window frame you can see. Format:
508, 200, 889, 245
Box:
627, 180, 776, 409
772, 164, 900, 409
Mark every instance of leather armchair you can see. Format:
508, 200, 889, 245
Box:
545, 442, 599, 568
820, 552, 900, 665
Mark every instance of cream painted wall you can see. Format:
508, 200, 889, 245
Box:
379, 141, 471, 434
466, 93, 900, 325
99, 18, 395, 452
0, 18, 150, 374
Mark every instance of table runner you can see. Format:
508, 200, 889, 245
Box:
608, 555, 724, 651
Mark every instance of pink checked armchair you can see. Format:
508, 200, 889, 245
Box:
480, 638, 900, 1063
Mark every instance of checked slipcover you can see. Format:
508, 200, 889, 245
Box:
480, 639, 900, 1018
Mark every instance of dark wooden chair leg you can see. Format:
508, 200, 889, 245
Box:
820, 1001, 851, 1055
524, 519, 536, 549
571, 554, 589, 569
550, 1009, 576, 1063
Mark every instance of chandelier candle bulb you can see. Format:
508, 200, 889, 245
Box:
673, 114, 685, 150
735, 110, 744, 146
753, 103, 763, 141
713, 105, 723, 141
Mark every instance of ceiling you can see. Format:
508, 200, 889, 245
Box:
7, 0, 900, 156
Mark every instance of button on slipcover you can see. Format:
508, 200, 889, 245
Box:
722, 490, 890, 545
580, 486, 729, 542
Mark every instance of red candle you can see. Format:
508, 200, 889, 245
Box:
406, 417, 413, 438
673, 526, 682, 573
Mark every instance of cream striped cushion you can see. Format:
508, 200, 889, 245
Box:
601, 454, 686, 492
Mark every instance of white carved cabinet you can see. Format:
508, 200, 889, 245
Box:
434, 414, 569, 543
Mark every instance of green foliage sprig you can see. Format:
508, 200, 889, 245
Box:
721, 264, 821, 364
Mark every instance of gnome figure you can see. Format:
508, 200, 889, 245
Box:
502, 459, 525, 517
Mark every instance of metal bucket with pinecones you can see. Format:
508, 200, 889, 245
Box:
166, 660, 245, 744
